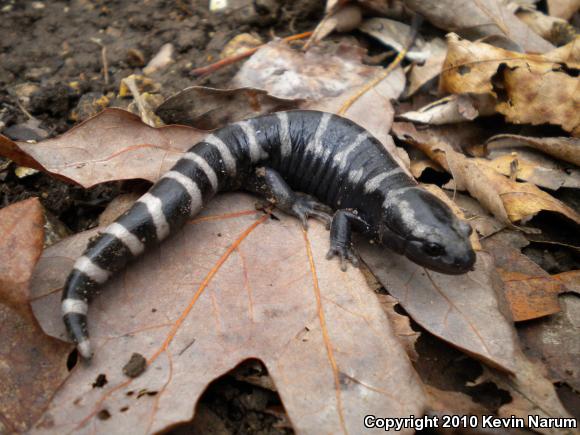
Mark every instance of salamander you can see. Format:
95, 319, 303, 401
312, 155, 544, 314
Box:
62, 110, 476, 359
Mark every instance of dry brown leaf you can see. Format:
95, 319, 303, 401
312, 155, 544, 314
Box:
552, 270, 580, 293
515, 8, 576, 46
231, 39, 410, 171
359, 235, 573, 430
375, 293, 420, 361
29, 194, 426, 434
359, 18, 431, 62
517, 294, 580, 391
398, 94, 496, 124
440, 35, 580, 136
547, 0, 580, 20
406, 38, 448, 97
476, 355, 575, 435
0, 198, 72, 433
482, 235, 569, 321
156, 86, 302, 129
405, 0, 554, 53
306, 4, 362, 47
0, 109, 206, 188
485, 134, 580, 167
359, 242, 519, 372
392, 122, 580, 228
453, 192, 507, 238
480, 151, 580, 191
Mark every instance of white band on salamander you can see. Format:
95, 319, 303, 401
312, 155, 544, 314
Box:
364, 168, 403, 193
62, 298, 88, 316
237, 120, 267, 162
138, 193, 170, 241
77, 339, 93, 359
73, 255, 110, 284
104, 222, 145, 256
276, 112, 292, 158
203, 134, 237, 177
163, 170, 203, 215
182, 153, 218, 192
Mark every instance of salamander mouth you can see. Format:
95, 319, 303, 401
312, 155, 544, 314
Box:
402, 240, 476, 275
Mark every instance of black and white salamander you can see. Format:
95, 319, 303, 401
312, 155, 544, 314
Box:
62, 110, 476, 359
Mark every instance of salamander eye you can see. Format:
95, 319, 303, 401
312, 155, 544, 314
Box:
423, 242, 444, 257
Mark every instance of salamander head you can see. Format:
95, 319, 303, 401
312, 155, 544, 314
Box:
380, 187, 476, 275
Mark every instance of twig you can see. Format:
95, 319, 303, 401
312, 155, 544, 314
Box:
90, 37, 109, 85
191, 31, 313, 77
338, 15, 423, 116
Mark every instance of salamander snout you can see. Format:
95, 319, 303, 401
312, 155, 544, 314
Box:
383, 187, 477, 275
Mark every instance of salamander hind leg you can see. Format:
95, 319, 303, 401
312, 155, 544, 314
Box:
327, 210, 369, 271
246, 166, 332, 229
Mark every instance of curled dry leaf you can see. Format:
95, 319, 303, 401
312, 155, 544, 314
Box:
306, 4, 362, 47
453, 192, 506, 238
441, 35, 580, 136
29, 194, 426, 434
392, 122, 580, 228
0, 109, 206, 188
482, 234, 570, 321
156, 86, 302, 129
406, 37, 448, 97
547, 0, 580, 20
486, 134, 580, 167
481, 149, 580, 191
405, 0, 554, 53
359, 18, 430, 62
0, 198, 72, 433
398, 94, 496, 125
515, 8, 576, 46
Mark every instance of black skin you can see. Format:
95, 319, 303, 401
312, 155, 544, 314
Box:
247, 166, 476, 274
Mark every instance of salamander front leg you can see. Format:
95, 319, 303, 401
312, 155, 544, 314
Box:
327, 210, 369, 271
247, 167, 332, 228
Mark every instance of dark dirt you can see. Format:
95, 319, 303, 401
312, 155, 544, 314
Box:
0, 0, 323, 231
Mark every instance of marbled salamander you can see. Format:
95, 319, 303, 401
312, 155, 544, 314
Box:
62, 110, 476, 359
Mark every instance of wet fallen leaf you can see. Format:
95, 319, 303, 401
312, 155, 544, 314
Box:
29, 194, 426, 434
156, 86, 302, 130
392, 122, 580, 228
0, 108, 206, 188
485, 134, 580, 167
0, 198, 72, 433
440, 35, 580, 136
405, 0, 554, 53
482, 234, 570, 321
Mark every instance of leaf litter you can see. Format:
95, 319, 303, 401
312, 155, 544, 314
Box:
0, 1, 579, 433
